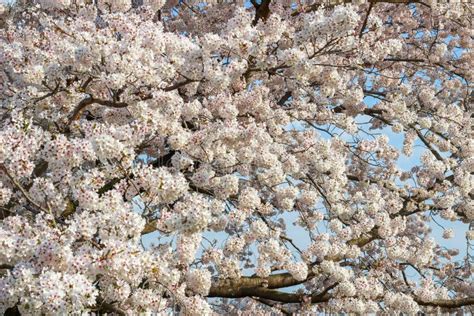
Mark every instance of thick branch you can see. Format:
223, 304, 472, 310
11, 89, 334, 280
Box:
0, 264, 14, 269
416, 297, 474, 309
252, 0, 271, 26
209, 281, 333, 304
68, 96, 128, 124
69, 79, 196, 123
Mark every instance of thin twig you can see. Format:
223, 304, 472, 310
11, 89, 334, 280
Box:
0, 164, 48, 214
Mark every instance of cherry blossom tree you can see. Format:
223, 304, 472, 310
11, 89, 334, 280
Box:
0, 0, 473, 314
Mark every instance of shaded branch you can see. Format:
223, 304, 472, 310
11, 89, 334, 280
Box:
69, 79, 197, 123
252, 0, 271, 26
0, 264, 14, 269
68, 96, 128, 124
416, 297, 474, 309
33, 83, 62, 104
163, 78, 196, 92
209, 281, 333, 304
359, 2, 374, 39
277, 91, 292, 106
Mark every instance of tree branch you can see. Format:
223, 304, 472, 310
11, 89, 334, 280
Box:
209, 282, 333, 304
359, 2, 374, 39
252, 0, 271, 26
68, 96, 128, 124
292, 0, 428, 17
0, 164, 48, 214
0, 263, 14, 269
416, 297, 474, 309
412, 127, 444, 162
68, 79, 197, 123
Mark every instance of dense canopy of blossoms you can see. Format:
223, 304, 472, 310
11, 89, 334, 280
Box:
0, 0, 473, 315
